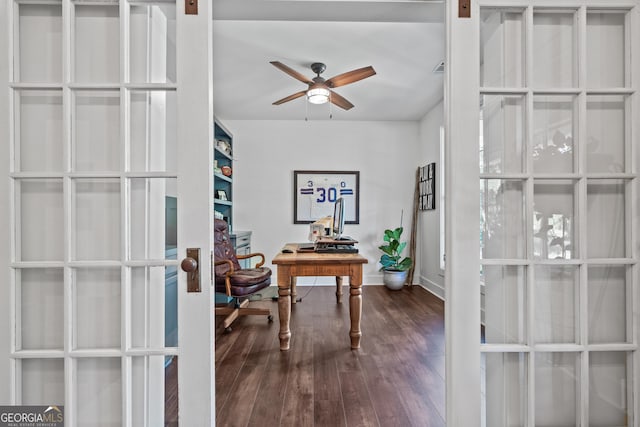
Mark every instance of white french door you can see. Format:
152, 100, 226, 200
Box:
447, 0, 639, 425
0, 1, 214, 426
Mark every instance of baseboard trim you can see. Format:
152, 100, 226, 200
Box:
417, 275, 445, 301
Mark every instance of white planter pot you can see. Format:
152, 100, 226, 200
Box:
383, 269, 408, 290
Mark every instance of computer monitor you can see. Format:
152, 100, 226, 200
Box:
332, 197, 345, 239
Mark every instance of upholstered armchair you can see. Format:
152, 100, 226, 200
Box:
213, 219, 273, 331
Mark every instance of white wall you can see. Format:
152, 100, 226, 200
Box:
224, 119, 420, 285
417, 99, 445, 299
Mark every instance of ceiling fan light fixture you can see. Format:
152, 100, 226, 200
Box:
307, 87, 330, 104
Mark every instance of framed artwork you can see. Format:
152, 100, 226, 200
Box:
419, 163, 436, 210
293, 170, 360, 224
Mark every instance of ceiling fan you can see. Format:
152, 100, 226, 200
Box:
270, 61, 376, 110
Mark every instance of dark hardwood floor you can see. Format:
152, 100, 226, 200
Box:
214, 285, 445, 427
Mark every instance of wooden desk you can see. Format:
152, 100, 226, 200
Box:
272, 246, 368, 350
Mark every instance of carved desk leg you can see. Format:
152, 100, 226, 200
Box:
290, 276, 297, 304
349, 266, 363, 349
277, 266, 292, 350
335, 276, 343, 303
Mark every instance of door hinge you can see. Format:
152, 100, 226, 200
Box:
185, 0, 198, 15
459, 0, 470, 18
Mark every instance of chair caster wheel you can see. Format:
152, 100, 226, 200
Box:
267, 315, 273, 322
224, 326, 232, 333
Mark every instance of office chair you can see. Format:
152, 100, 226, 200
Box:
213, 219, 273, 332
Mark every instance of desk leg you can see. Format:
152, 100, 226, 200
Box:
291, 276, 297, 304
277, 267, 292, 351
335, 276, 343, 303
349, 267, 363, 349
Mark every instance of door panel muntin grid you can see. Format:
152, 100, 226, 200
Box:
479, 3, 637, 426
9, 1, 179, 424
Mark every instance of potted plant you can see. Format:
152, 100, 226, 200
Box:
378, 226, 412, 290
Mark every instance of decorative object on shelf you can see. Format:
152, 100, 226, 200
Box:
214, 120, 234, 231
293, 170, 360, 224
419, 162, 436, 210
378, 223, 412, 290
215, 139, 232, 156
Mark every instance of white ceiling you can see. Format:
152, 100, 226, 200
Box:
212, 0, 445, 121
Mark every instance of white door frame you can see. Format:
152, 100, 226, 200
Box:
175, 1, 215, 424
444, 0, 482, 425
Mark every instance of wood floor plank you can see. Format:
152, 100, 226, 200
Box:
339, 370, 380, 427
280, 325, 315, 427
216, 324, 277, 426
314, 399, 346, 427
215, 327, 259, 418
208, 285, 446, 427
357, 353, 413, 426
246, 350, 290, 426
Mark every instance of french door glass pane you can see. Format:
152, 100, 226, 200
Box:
586, 12, 626, 89
480, 9, 525, 88
588, 265, 627, 343
19, 268, 64, 351
533, 180, 575, 260
130, 5, 177, 84
129, 178, 177, 260
73, 179, 121, 261
589, 352, 629, 426
130, 91, 178, 173
74, 267, 121, 350
533, 11, 576, 88
480, 179, 526, 259
21, 359, 65, 405
481, 265, 526, 344
18, 4, 62, 83
587, 180, 626, 259
482, 353, 527, 427
586, 95, 627, 173
18, 179, 64, 262
74, 5, 120, 83
77, 358, 122, 426
480, 95, 525, 174
534, 265, 578, 344
130, 266, 176, 348
132, 355, 171, 426
533, 95, 576, 174
74, 91, 121, 172
535, 352, 579, 426
17, 90, 64, 172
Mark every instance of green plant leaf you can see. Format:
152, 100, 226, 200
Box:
397, 257, 412, 271
396, 241, 406, 255
392, 227, 402, 240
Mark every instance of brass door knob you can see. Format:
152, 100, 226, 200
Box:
181, 257, 198, 272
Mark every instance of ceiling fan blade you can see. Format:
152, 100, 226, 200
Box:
325, 66, 376, 88
270, 61, 314, 85
273, 90, 307, 105
329, 90, 354, 110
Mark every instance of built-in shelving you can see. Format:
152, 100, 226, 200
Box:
214, 120, 234, 231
